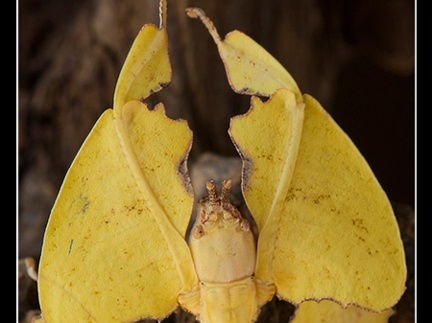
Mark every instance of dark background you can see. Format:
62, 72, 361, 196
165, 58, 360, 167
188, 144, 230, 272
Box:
18, 0, 415, 321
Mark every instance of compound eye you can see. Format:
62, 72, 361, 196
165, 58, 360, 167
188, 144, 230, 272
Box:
192, 225, 205, 239
239, 219, 250, 232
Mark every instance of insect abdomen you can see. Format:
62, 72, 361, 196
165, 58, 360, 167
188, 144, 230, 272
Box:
199, 277, 258, 323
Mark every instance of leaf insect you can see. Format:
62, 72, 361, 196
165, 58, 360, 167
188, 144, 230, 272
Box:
34, 1, 406, 322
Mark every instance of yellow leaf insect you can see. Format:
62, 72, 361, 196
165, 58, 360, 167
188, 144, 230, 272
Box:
34, 1, 406, 322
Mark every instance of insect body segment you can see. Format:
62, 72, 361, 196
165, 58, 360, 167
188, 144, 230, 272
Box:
185, 180, 273, 323
189, 179, 255, 283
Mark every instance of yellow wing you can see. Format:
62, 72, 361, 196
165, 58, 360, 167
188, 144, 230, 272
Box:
189, 6, 406, 313
38, 101, 196, 322
291, 300, 394, 323
186, 8, 301, 100
38, 1, 197, 321
231, 92, 406, 310
38, 101, 197, 322
113, 3, 170, 110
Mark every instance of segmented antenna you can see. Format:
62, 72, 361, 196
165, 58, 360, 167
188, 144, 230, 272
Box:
220, 179, 232, 202
159, 0, 167, 29
185, 7, 222, 43
206, 180, 218, 204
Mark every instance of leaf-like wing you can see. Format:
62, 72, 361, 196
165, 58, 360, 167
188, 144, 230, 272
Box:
38, 101, 197, 322
186, 8, 300, 99
191, 7, 407, 311
230, 92, 406, 310
113, 22, 171, 110
229, 89, 304, 232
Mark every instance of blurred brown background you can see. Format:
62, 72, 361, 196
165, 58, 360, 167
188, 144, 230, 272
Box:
18, 0, 415, 322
